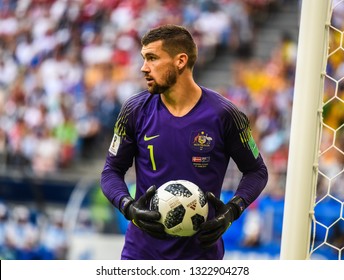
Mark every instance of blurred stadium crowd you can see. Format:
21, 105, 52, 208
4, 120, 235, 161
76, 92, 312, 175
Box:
0, 0, 275, 176
0, 202, 69, 259
0, 0, 343, 260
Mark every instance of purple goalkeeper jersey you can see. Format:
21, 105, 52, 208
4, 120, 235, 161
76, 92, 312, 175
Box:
101, 86, 268, 260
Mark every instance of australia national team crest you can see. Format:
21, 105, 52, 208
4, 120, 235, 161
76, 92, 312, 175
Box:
190, 130, 214, 152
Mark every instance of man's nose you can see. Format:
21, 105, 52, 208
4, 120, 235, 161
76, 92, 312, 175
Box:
141, 61, 149, 73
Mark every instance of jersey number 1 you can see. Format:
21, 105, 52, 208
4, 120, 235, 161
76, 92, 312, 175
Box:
147, 145, 157, 171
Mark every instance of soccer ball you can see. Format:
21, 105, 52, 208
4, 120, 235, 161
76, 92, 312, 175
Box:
150, 180, 208, 237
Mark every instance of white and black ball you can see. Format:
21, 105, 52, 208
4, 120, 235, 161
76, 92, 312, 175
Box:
150, 180, 208, 237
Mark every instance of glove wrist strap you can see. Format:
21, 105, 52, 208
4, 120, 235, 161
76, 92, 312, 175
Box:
228, 195, 246, 220
119, 196, 134, 220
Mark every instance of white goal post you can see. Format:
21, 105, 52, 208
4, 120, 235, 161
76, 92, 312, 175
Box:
280, 0, 332, 259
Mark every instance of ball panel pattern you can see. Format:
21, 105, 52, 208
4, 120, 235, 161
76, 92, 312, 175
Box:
191, 213, 205, 231
164, 205, 186, 229
164, 183, 192, 197
150, 180, 209, 237
198, 189, 207, 207
150, 193, 159, 211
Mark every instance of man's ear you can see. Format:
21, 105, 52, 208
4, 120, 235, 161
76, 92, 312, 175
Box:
175, 53, 188, 71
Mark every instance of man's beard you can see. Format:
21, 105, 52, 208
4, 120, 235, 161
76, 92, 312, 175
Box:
148, 65, 177, 95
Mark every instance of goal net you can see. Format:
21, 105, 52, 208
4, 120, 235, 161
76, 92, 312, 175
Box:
310, 0, 344, 260
281, 0, 344, 260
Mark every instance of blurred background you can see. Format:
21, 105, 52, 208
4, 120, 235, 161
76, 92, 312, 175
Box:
0, 0, 343, 260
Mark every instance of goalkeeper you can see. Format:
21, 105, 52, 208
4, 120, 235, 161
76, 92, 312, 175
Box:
100, 24, 268, 259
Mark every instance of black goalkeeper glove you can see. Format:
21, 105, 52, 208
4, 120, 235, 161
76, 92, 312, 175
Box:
198, 192, 245, 248
119, 185, 167, 239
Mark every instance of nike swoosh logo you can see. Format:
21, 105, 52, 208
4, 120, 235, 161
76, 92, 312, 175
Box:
144, 134, 160, 141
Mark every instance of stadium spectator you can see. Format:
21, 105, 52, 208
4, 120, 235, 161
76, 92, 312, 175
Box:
53, 105, 78, 168
4, 205, 40, 259
31, 126, 61, 176
0, 127, 7, 167
40, 209, 69, 260
0, 202, 16, 260
0, 202, 9, 247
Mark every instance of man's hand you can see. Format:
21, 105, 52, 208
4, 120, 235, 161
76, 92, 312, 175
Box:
198, 192, 235, 248
122, 186, 167, 239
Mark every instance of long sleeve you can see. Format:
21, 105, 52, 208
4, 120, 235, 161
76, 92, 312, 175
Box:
232, 153, 268, 206
100, 93, 141, 208
223, 102, 268, 207
100, 153, 133, 209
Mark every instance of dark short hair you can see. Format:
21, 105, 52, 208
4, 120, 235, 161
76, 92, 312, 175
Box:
141, 24, 198, 69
